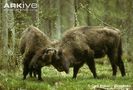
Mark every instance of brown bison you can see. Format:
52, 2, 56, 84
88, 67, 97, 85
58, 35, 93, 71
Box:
47, 26, 126, 78
20, 26, 57, 80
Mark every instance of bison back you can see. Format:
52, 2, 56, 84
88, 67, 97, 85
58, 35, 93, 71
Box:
19, 26, 51, 54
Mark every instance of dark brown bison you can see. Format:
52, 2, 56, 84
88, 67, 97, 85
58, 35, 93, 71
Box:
20, 26, 56, 80
48, 26, 126, 78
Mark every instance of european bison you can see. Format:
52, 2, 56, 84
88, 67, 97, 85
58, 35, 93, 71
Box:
48, 26, 126, 78
20, 26, 56, 80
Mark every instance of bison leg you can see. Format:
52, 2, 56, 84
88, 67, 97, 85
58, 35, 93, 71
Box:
32, 67, 37, 78
23, 53, 34, 80
85, 49, 97, 78
23, 64, 29, 80
37, 67, 42, 80
116, 56, 126, 76
29, 70, 32, 77
23, 57, 29, 80
33, 70, 37, 78
107, 52, 117, 76
73, 63, 84, 79
29, 67, 35, 78
29, 67, 37, 78
86, 57, 97, 78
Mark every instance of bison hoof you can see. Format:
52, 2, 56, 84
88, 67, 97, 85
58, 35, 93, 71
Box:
22, 78, 26, 80
122, 73, 126, 77
38, 78, 43, 81
95, 77, 99, 79
94, 76, 99, 79
72, 76, 77, 79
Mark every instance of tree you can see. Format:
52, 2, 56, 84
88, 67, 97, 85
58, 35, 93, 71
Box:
1, 0, 10, 68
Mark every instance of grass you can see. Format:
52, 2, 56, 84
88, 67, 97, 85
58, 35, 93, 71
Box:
0, 61, 133, 90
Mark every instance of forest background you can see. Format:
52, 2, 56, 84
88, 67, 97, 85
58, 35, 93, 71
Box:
0, 0, 133, 90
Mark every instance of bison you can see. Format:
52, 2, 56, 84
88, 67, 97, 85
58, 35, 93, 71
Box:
20, 26, 57, 80
46, 26, 126, 78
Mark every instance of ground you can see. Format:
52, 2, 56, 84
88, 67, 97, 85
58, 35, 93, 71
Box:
0, 59, 133, 90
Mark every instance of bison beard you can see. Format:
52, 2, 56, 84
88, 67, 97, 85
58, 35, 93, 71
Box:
52, 26, 126, 78
20, 26, 52, 80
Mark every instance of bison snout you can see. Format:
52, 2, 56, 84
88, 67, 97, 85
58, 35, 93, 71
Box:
56, 67, 64, 72
64, 69, 69, 74
57, 65, 69, 74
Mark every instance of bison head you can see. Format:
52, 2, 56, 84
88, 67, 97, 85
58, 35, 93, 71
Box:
41, 48, 57, 65
31, 47, 70, 74
50, 49, 70, 74
29, 48, 57, 69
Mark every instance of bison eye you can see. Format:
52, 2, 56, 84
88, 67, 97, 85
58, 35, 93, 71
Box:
60, 65, 63, 69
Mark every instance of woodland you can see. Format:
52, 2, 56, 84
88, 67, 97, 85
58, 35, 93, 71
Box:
0, 0, 133, 90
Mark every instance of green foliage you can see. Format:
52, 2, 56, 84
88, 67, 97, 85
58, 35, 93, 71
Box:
0, 0, 133, 89
0, 62, 133, 90
39, 8, 57, 21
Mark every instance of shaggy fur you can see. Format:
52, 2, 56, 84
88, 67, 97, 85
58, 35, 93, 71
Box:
20, 26, 54, 80
51, 26, 125, 78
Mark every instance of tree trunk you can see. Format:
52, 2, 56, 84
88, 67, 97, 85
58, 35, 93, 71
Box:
0, 0, 2, 49
125, 0, 133, 62
55, 0, 61, 39
1, 0, 9, 67
74, 0, 79, 26
36, 0, 40, 27
60, 0, 75, 32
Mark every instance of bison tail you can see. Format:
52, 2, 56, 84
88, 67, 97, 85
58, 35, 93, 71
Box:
117, 38, 126, 76
118, 38, 122, 57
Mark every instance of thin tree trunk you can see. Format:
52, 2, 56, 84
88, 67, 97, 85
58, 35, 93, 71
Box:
60, 0, 75, 31
86, 0, 91, 25
2, 0, 8, 66
36, 0, 40, 27
0, 0, 2, 49
103, 0, 109, 25
74, 0, 79, 26
55, 0, 61, 39
125, 0, 133, 61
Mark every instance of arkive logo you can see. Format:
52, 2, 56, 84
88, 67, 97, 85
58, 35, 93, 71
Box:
3, 2, 38, 9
